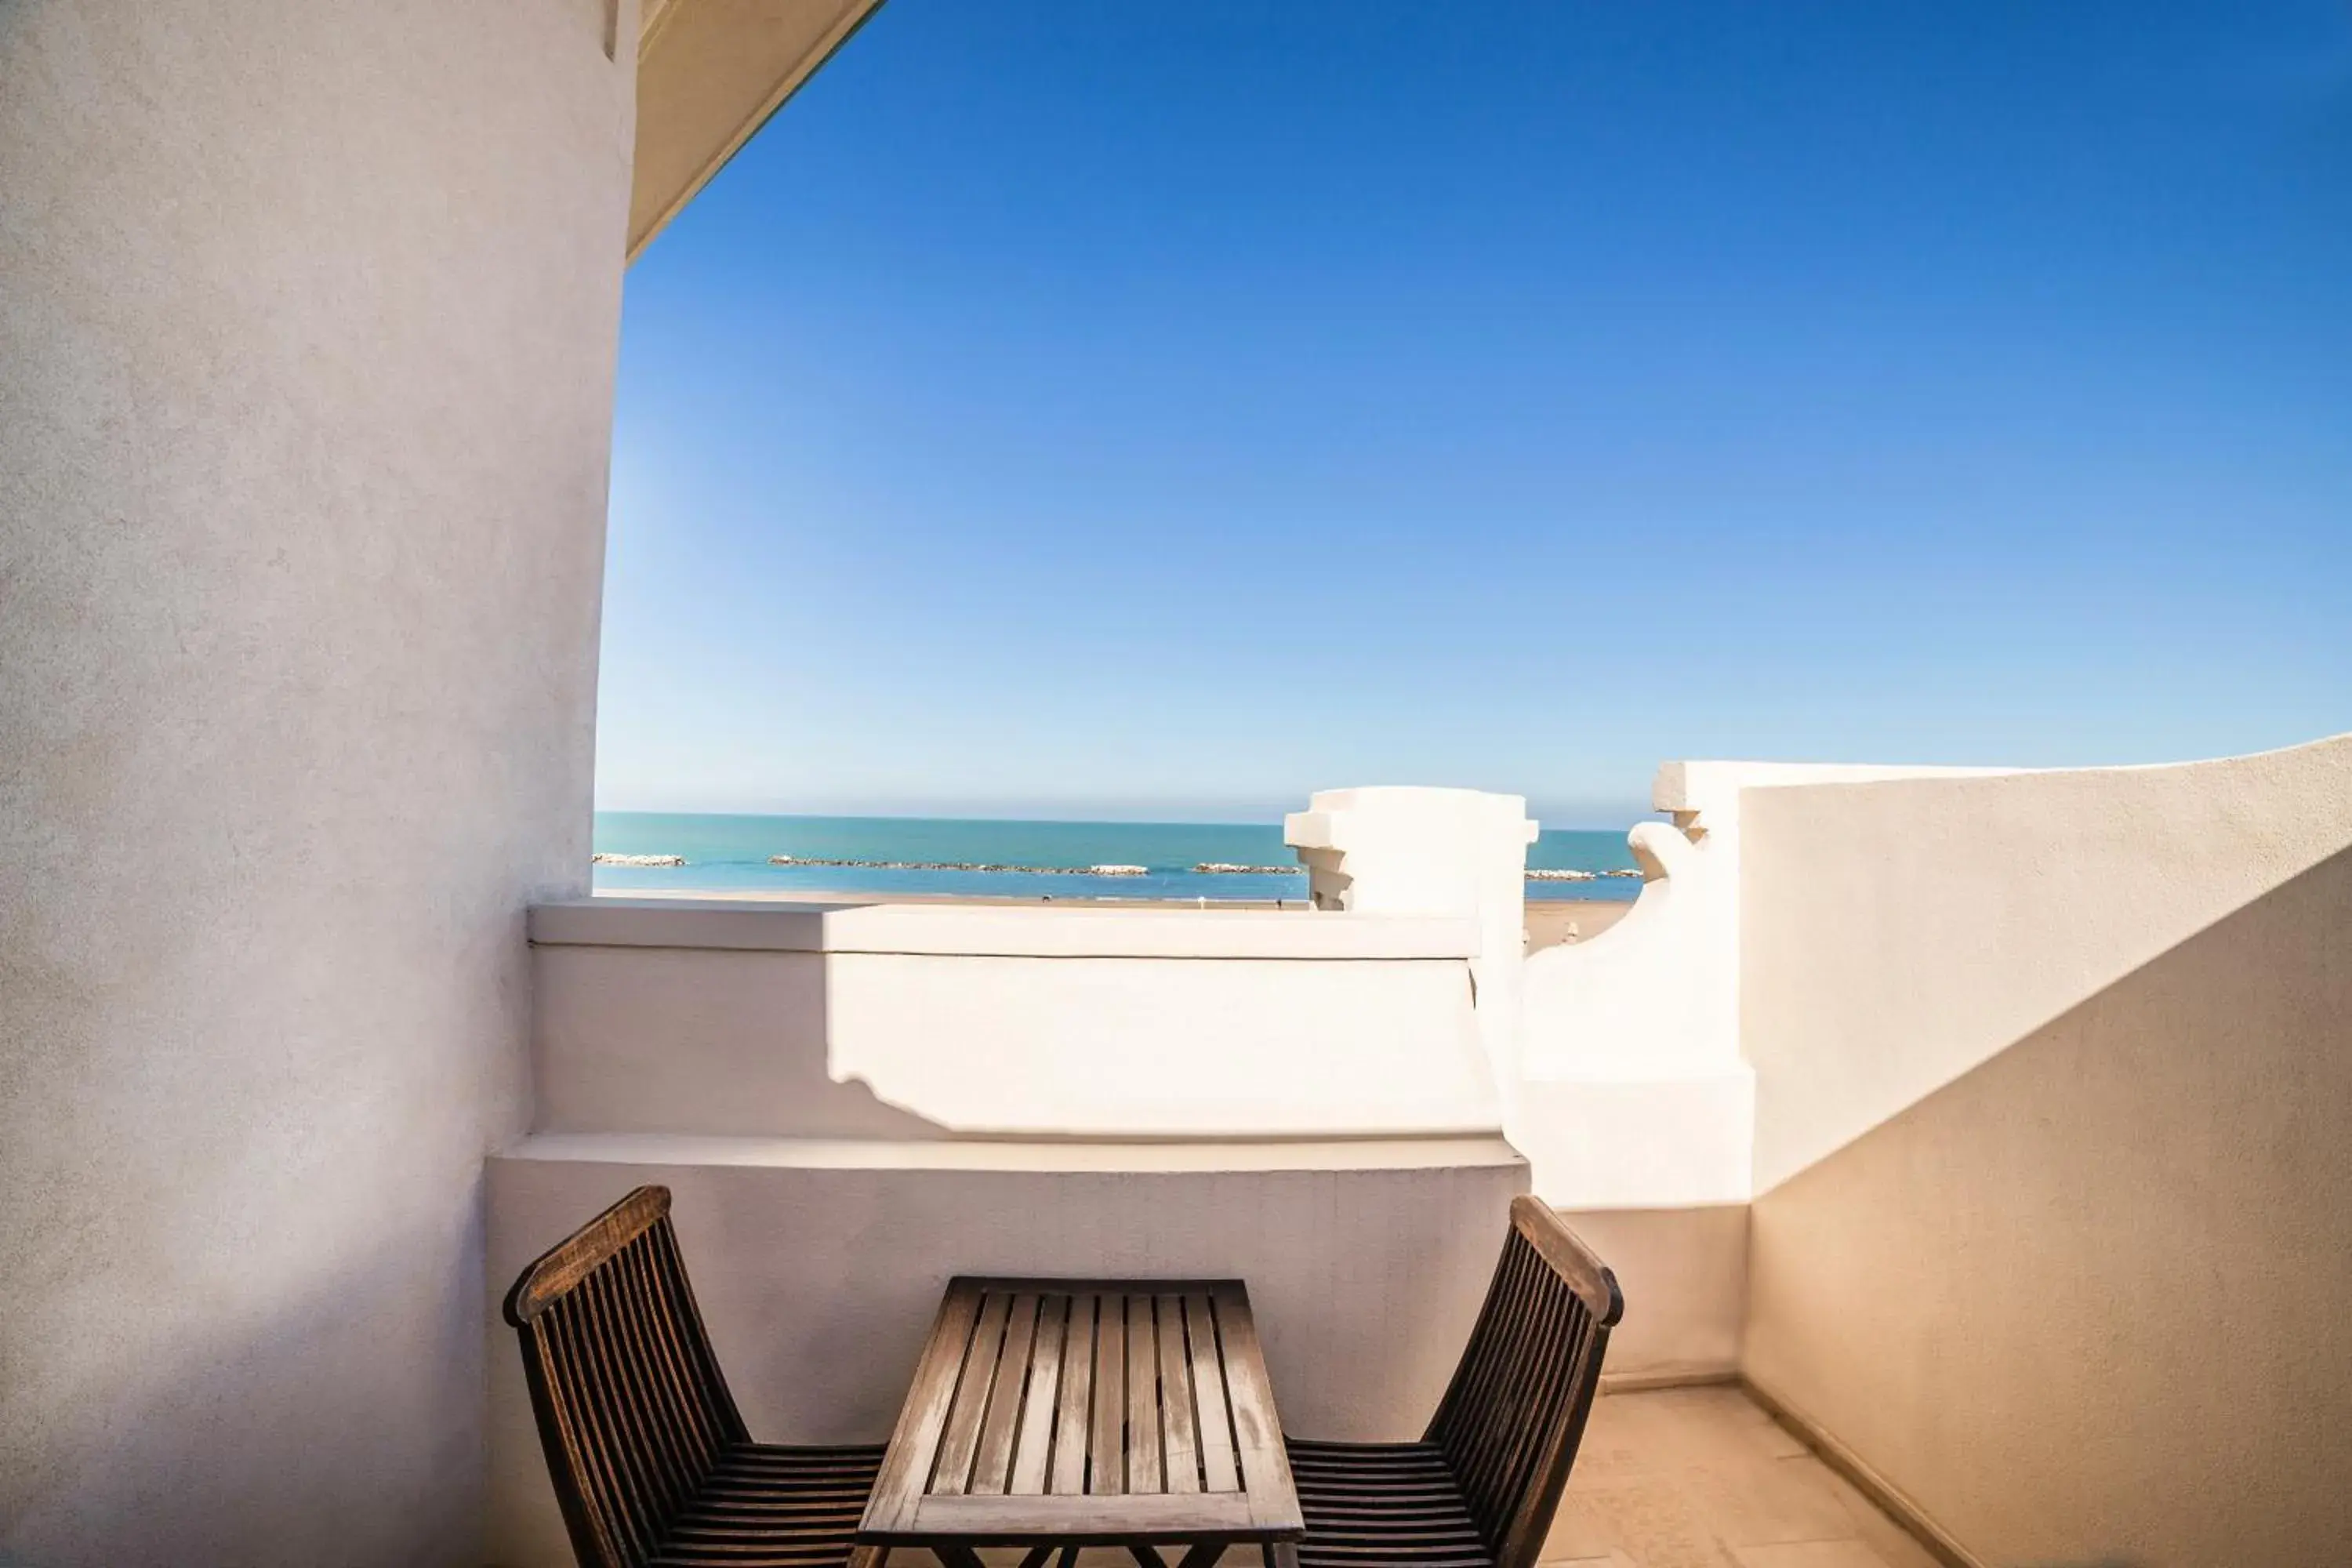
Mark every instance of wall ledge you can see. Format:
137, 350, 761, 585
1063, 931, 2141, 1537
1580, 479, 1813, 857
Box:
497, 1131, 1527, 1174
531, 897, 1482, 960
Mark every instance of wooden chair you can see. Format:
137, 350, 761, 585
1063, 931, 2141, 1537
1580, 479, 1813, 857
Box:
1285, 1196, 1623, 1568
503, 1185, 884, 1568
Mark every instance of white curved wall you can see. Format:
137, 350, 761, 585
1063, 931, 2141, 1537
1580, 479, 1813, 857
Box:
1517, 822, 1754, 1210
1513, 762, 2005, 1210
1525, 824, 1715, 1077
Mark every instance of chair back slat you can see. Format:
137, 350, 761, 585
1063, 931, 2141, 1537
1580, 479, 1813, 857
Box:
504, 1185, 750, 1568
1425, 1196, 1623, 1568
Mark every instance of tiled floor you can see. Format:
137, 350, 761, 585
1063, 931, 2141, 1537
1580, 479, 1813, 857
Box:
1541, 1386, 1942, 1568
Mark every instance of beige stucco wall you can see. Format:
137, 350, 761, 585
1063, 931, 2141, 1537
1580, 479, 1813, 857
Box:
1740, 735, 2352, 1564
0, 2, 633, 1561
1563, 1206, 1748, 1388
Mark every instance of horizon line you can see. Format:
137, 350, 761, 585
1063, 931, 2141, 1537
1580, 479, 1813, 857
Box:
593, 803, 1660, 829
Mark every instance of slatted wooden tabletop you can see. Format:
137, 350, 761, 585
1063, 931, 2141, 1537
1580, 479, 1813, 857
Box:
861, 1279, 1301, 1568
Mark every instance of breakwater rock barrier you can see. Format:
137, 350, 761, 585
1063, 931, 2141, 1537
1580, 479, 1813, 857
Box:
769, 855, 1148, 877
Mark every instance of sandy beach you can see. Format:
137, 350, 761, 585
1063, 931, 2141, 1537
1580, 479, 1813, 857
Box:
1524, 897, 1634, 952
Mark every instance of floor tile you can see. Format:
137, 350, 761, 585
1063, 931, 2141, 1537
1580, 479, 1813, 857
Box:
1730, 1541, 1895, 1567
1536, 1389, 1938, 1568
1678, 1454, 1860, 1547
1813, 1464, 1945, 1568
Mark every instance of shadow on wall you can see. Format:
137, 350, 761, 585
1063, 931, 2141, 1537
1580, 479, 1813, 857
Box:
1745, 845, 2352, 1567
1741, 735, 2352, 1193
531, 942, 947, 1138
528, 906, 1503, 1140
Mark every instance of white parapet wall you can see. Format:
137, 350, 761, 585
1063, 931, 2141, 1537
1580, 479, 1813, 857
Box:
1505, 763, 2022, 1383
529, 898, 1497, 1138
1517, 815, 1755, 1211
1274, 785, 1762, 1387
506, 895, 1531, 1563
1515, 759, 2016, 1212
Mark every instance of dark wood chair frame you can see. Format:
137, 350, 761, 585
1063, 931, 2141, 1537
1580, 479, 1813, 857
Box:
1285, 1196, 1623, 1568
503, 1185, 886, 1568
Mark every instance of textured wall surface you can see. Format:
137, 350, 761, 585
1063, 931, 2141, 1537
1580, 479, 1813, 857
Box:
1742, 736, 2352, 1194
1560, 1205, 1747, 1386
1740, 738, 2352, 1565
0, 2, 632, 1560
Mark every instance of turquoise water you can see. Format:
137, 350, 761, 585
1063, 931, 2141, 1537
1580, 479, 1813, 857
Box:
591, 813, 1643, 902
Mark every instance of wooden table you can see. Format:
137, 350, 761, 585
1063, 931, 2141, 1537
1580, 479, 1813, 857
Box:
859, 1278, 1302, 1568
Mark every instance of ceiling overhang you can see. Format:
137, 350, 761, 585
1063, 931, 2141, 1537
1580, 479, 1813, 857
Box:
628, 0, 887, 262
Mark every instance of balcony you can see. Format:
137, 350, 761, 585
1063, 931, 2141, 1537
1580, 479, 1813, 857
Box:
480, 734, 2352, 1566
9, 7, 2347, 1563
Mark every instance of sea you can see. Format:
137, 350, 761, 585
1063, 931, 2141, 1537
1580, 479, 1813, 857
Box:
590, 813, 1644, 903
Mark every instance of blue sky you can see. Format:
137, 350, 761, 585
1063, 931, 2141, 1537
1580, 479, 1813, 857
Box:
598, 0, 2349, 824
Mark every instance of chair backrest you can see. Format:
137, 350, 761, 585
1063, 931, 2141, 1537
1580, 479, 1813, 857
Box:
1425, 1196, 1624, 1568
503, 1185, 750, 1568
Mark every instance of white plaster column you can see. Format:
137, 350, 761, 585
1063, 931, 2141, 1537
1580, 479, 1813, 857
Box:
1285, 787, 1539, 1098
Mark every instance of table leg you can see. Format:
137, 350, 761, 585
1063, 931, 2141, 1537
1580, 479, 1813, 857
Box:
1015, 1548, 1057, 1568
935, 1547, 988, 1568
1269, 1543, 1300, 1568
1124, 1539, 1235, 1568
848, 1548, 888, 1568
